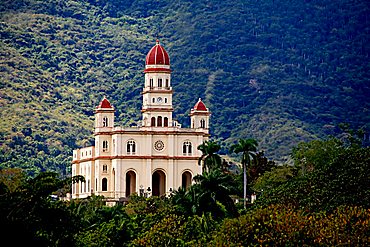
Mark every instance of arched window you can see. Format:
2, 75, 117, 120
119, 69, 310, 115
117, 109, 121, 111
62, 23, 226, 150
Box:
150, 78, 154, 88
165, 79, 169, 88
103, 117, 108, 127
183, 141, 192, 155
151, 117, 156, 127
102, 178, 108, 191
103, 164, 107, 173
157, 116, 162, 127
164, 117, 168, 127
102, 140, 108, 152
200, 119, 206, 128
164, 98, 168, 103
158, 78, 163, 88
127, 140, 136, 154
152, 98, 155, 103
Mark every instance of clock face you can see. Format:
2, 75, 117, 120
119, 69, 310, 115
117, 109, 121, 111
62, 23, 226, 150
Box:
157, 97, 163, 103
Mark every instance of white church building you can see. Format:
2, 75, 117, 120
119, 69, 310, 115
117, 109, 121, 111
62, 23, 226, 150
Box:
71, 40, 210, 203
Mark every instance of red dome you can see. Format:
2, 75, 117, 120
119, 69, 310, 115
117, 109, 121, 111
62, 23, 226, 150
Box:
145, 40, 170, 65
98, 97, 113, 109
193, 98, 208, 111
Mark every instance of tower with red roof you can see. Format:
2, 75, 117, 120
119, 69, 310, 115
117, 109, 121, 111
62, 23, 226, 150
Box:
142, 40, 173, 128
190, 98, 210, 129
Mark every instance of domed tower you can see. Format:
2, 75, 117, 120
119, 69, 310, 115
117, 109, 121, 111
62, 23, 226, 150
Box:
190, 98, 210, 131
94, 97, 115, 156
95, 96, 115, 131
142, 40, 173, 128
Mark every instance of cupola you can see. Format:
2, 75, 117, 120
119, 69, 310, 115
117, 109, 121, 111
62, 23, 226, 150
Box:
95, 97, 115, 130
192, 98, 208, 112
145, 39, 170, 65
190, 98, 210, 130
144, 40, 171, 73
96, 96, 114, 110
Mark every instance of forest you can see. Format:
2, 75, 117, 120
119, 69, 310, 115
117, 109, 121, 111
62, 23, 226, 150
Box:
0, 0, 369, 175
1, 131, 369, 246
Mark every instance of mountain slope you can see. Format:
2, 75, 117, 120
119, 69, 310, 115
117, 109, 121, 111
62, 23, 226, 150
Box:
1, 0, 369, 174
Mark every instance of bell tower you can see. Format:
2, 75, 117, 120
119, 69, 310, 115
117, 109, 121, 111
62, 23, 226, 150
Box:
95, 97, 114, 156
141, 40, 173, 128
190, 98, 210, 131
95, 96, 114, 131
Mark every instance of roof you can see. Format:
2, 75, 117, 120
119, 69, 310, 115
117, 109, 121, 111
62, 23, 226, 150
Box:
98, 97, 113, 109
193, 98, 208, 111
145, 40, 170, 65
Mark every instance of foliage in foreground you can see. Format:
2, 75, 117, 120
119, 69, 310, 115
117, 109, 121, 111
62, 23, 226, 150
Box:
212, 205, 370, 246
256, 138, 370, 211
1, 135, 370, 246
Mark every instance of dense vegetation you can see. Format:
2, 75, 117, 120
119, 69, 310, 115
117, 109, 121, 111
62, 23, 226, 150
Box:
1, 0, 369, 174
1, 134, 369, 246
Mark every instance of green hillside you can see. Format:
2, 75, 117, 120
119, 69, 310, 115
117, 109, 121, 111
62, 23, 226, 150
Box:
1, 0, 369, 174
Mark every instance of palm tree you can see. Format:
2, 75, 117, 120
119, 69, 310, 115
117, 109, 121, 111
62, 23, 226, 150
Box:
193, 169, 239, 218
230, 138, 258, 209
197, 140, 222, 172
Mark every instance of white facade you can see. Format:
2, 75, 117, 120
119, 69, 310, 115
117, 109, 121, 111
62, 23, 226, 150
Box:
72, 40, 210, 202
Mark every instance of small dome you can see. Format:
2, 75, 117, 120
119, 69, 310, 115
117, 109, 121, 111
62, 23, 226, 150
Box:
97, 97, 113, 109
145, 39, 170, 65
193, 98, 208, 111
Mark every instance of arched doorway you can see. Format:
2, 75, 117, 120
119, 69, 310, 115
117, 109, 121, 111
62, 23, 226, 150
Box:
182, 171, 192, 189
152, 170, 166, 196
126, 171, 136, 197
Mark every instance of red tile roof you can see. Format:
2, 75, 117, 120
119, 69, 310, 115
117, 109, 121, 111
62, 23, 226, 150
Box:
98, 97, 112, 108
145, 40, 170, 65
193, 98, 207, 111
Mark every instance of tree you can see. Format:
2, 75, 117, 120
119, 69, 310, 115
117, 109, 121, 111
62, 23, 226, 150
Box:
0, 171, 85, 246
192, 169, 239, 218
252, 164, 295, 193
197, 140, 222, 172
257, 138, 370, 211
248, 151, 276, 185
230, 138, 258, 209
0, 168, 26, 193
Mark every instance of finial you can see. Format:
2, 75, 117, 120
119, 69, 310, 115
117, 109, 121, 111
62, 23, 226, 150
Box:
156, 39, 160, 44
198, 98, 202, 101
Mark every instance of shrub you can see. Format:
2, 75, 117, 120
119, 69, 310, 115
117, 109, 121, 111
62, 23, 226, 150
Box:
211, 205, 370, 246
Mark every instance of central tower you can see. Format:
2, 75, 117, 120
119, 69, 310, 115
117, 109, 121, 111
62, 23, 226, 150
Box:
142, 40, 173, 127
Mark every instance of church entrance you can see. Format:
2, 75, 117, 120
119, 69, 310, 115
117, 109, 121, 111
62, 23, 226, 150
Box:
182, 171, 192, 189
152, 170, 166, 196
126, 171, 136, 197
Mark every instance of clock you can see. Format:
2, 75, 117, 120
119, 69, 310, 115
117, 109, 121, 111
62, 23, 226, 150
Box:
157, 97, 163, 103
